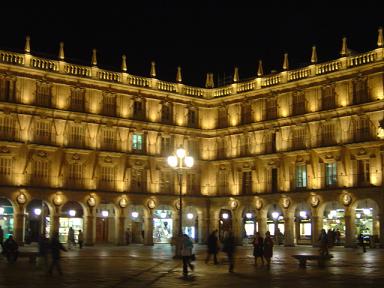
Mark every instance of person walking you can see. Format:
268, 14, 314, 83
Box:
318, 229, 329, 256
222, 231, 236, 273
38, 233, 50, 268
358, 233, 367, 253
205, 229, 219, 264
3, 235, 19, 263
48, 231, 67, 276
67, 227, 75, 250
181, 234, 194, 277
78, 230, 84, 249
253, 232, 264, 266
263, 231, 274, 268
0, 225, 4, 252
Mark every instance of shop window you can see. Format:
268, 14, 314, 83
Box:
325, 162, 337, 187
295, 164, 307, 189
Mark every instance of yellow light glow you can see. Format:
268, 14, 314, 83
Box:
340, 100, 347, 107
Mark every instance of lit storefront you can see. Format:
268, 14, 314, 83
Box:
267, 205, 284, 237
295, 206, 311, 244
183, 207, 198, 242
219, 209, 232, 241
25, 199, 50, 243
242, 209, 257, 244
59, 201, 84, 243
323, 202, 345, 243
0, 198, 14, 239
153, 209, 173, 243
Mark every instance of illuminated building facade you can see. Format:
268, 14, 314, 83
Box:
1, 29, 384, 247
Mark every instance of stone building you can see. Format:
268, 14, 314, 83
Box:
1, 30, 384, 247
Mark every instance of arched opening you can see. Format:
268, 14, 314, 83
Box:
323, 201, 344, 245
183, 206, 198, 242
267, 204, 284, 245
95, 202, 116, 243
218, 209, 232, 242
153, 205, 173, 244
242, 207, 257, 244
294, 202, 312, 245
354, 199, 379, 246
0, 198, 14, 239
127, 205, 145, 244
25, 199, 50, 243
60, 201, 84, 244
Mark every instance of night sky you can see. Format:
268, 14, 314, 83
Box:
0, 1, 382, 87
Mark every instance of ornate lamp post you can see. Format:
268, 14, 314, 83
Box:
167, 145, 194, 258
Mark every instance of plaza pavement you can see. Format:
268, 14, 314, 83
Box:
1, 243, 383, 288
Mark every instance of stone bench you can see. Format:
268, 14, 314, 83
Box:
292, 254, 333, 268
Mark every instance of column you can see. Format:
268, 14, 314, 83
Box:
144, 212, 153, 246
311, 216, 321, 247
85, 214, 95, 246
14, 213, 26, 245
199, 216, 208, 244
51, 213, 60, 237
284, 217, 295, 246
344, 214, 355, 248
294, 220, 300, 245
232, 215, 242, 245
117, 216, 126, 245
379, 213, 384, 248
257, 217, 267, 237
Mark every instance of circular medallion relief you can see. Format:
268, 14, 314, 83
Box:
53, 194, 63, 206
282, 198, 290, 209
255, 199, 263, 210
310, 195, 320, 207
16, 193, 26, 205
147, 199, 156, 209
119, 198, 128, 208
342, 194, 352, 206
87, 196, 96, 207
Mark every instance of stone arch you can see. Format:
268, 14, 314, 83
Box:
25, 198, 53, 243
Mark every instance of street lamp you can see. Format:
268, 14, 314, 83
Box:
167, 145, 194, 258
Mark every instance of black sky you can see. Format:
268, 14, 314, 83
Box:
0, 1, 383, 87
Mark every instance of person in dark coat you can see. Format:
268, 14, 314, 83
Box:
205, 229, 219, 264
48, 231, 67, 275
0, 225, 4, 252
38, 233, 50, 268
253, 232, 264, 266
222, 231, 236, 273
263, 231, 274, 268
3, 235, 18, 263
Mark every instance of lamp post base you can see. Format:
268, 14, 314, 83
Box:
173, 235, 184, 259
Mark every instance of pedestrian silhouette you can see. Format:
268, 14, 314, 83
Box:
48, 231, 67, 276
205, 229, 219, 264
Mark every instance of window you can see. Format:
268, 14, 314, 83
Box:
295, 164, 307, 189
99, 166, 115, 190
357, 160, 370, 186
325, 162, 337, 187
242, 171, 252, 194
70, 88, 85, 112
218, 107, 228, 128
355, 117, 372, 142
188, 139, 199, 159
217, 138, 226, 160
187, 109, 197, 128
321, 122, 336, 146
292, 92, 306, 116
265, 132, 276, 153
0, 78, 14, 102
266, 98, 277, 120
321, 86, 336, 110
102, 128, 116, 151
131, 168, 145, 192
161, 103, 172, 124
292, 127, 306, 150
35, 121, 51, 144
68, 163, 83, 180
32, 160, 49, 185
0, 116, 16, 140
102, 94, 116, 116
68, 125, 85, 148
353, 78, 369, 105
241, 103, 252, 124
271, 168, 278, 193
159, 171, 173, 193
133, 100, 145, 120
217, 169, 228, 195
0, 158, 12, 176
36, 82, 51, 107
132, 133, 144, 152
161, 137, 172, 156
187, 173, 198, 194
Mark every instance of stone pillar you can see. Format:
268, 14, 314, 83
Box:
117, 216, 126, 245
51, 213, 60, 237
199, 216, 208, 244
344, 214, 356, 248
284, 217, 295, 246
311, 216, 321, 247
14, 213, 26, 245
232, 215, 242, 245
294, 220, 300, 245
257, 217, 267, 236
379, 213, 384, 247
85, 214, 95, 246
144, 212, 153, 246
